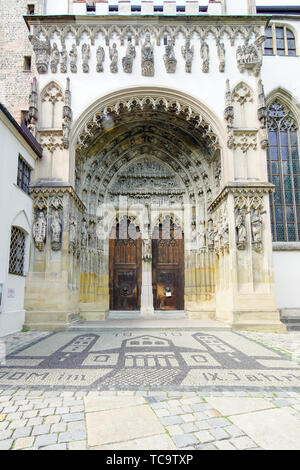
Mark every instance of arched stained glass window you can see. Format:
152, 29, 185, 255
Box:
267, 100, 300, 241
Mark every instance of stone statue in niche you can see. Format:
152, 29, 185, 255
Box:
163, 38, 177, 73
82, 44, 90, 73
235, 210, 247, 250
143, 238, 152, 262
141, 33, 154, 77
50, 43, 59, 73
217, 41, 225, 73
51, 211, 62, 251
109, 43, 118, 73
181, 38, 194, 73
29, 35, 51, 74
96, 46, 105, 72
60, 46, 67, 73
69, 44, 77, 73
251, 209, 265, 252
122, 38, 136, 73
33, 211, 47, 251
200, 41, 209, 73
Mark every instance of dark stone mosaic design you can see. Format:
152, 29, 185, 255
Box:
0, 330, 300, 391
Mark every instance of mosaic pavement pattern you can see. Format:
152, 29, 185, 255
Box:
1, 330, 300, 390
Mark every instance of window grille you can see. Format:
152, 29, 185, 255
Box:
8, 227, 26, 276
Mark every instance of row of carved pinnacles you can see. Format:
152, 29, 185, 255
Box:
31, 32, 263, 76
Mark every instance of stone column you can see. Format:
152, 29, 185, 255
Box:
140, 238, 154, 316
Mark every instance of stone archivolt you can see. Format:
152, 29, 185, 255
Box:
75, 94, 221, 157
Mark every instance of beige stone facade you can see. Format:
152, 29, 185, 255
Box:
3, 0, 300, 333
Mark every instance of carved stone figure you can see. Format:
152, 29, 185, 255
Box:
50, 42, 59, 73
200, 41, 209, 73
143, 238, 152, 262
51, 211, 62, 250
69, 44, 77, 73
96, 46, 105, 72
217, 41, 225, 73
251, 209, 264, 252
122, 38, 136, 73
236, 211, 247, 250
60, 46, 67, 73
62, 78, 72, 149
27, 78, 38, 137
163, 39, 177, 73
181, 39, 194, 73
69, 216, 77, 249
236, 37, 264, 76
29, 35, 51, 74
141, 33, 154, 77
33, 211, 47, 251
82, 44, 90, 73
109, 43, 118, 73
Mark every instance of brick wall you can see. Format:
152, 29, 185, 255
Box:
0, 0, 41, 123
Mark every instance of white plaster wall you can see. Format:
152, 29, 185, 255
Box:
273, 251, 300, 309
0, 116, 36, 337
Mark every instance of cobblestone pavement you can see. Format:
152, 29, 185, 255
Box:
0, 329, 300, 450
0, 389, 300, 450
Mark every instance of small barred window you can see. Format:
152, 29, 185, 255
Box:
17, 155, 31, 194
8, 227, 26, 276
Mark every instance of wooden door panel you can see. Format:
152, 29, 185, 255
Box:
152, 223, 184, 311
109, 224, 141, 311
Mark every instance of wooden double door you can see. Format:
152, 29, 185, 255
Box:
109, 218, 184, 311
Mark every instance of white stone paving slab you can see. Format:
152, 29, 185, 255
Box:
204, 397, 275, 416
84, 395, 146, 413
230, 407, 300, 450
86, 404, 165, 447
91, 434, 176, 450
